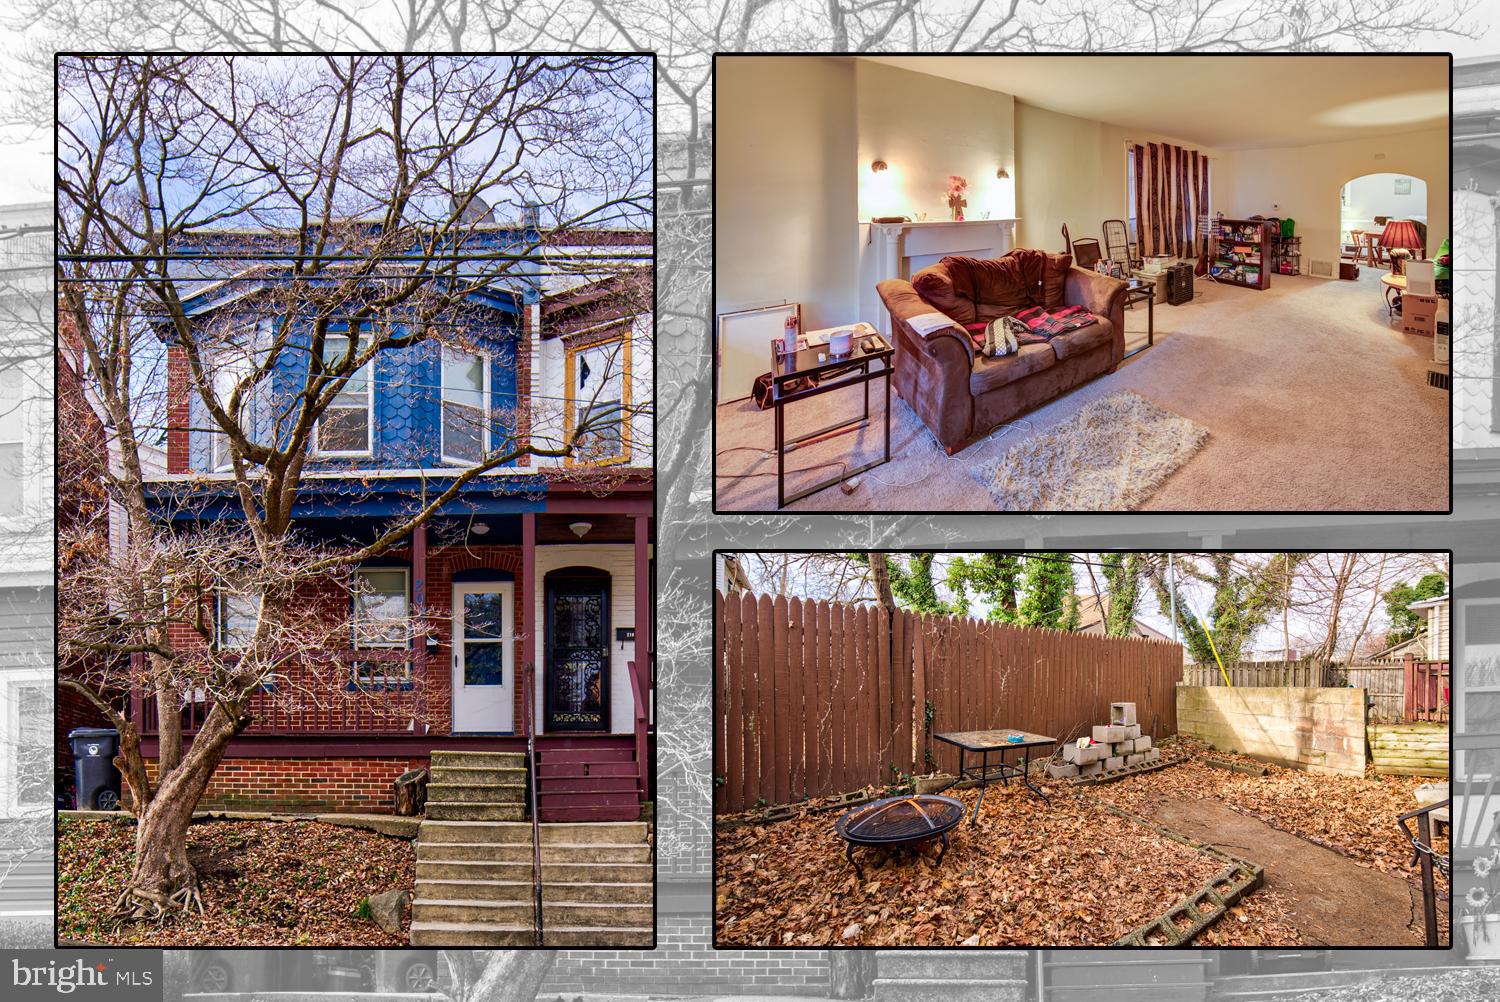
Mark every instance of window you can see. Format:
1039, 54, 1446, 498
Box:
441, 347, 489, 464
567, 332, 630, 464
352, 567, 409, 648
14, 684, 50, 809
210, 350, 252, 472
314, 334, 373, 455
1125, 144, 1137, 247
0, 368, 25, 515
216, 589, 260, 649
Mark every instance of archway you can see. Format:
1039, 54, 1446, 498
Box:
1339, 172, 1428, 281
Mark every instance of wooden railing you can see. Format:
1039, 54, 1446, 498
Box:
627, 658, 651, 799
135, 649, 426, 736
1404, 656, 1450, 722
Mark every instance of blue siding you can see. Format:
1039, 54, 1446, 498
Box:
190, 307, 522, 474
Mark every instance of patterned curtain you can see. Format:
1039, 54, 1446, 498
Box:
1141, 142, 1211, 259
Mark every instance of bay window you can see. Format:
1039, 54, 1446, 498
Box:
441, 347, 489, 464
314, 334, 373, 456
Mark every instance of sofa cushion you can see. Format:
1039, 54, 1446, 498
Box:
969, 342, 1057, 396
947, 251, 1046, 317
1042, 253, 1073, 309
1049, 318, 1113, 361
912, 263, 977, 325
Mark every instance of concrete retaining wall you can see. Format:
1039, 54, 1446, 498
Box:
1176, 685, 1367, 776
1368, 722, 1450, 777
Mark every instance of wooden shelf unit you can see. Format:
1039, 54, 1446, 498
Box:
1211, 217, 1272, 290
1271, 233, 1301, 276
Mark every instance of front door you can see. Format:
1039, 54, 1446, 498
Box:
451, 583, 514, 733
544, 573, 610, 732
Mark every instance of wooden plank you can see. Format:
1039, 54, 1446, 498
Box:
911, 613, 927, 775
755, 593, 775, 809
816, 598, 833, 797
800, 595, 819, 801
891, 609, 908, 778
787, 596, 804, 802
771, 594, 792, 807
732, 591, 755, 813
829, 601, 848, 796
861, 603, 878, 787
715, 590, 729, 814
875, 604, 890, 782
848, 604, 867, 789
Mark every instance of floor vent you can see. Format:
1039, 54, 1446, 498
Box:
1428, 369, 1451, 390
1308, 258, 1336, 278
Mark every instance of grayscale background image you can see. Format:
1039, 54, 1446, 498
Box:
1, 2, 1499, 1000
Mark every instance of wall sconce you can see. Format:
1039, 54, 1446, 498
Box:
996, 167, 1010, 179
871, 160, 888, 173
569, 520, 593, 538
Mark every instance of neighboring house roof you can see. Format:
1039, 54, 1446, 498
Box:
1407, 593, 1450, 610
1073, 594, 1174, 644
1364, 630, 1429, 662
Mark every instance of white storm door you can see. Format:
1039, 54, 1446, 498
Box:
452, 583, 515, 733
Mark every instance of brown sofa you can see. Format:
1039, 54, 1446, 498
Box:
877, 249, 1128, 455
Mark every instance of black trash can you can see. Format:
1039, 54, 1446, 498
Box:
69, 727, 121, 811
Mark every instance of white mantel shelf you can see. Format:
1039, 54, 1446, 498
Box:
867, 217, 1020, 228
862, 217, 1021, 336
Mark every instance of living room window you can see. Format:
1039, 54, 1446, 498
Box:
565, 327, 631, 465
352, 567, 409, 648
216, 587, 261, 649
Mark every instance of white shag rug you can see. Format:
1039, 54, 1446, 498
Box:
975, 391, 1209, 511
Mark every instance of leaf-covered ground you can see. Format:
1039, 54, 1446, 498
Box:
717, 736, 1452, 947
716, 779, 1229, 947
58, 817, 414, 946
1293, 967, 1500, 1001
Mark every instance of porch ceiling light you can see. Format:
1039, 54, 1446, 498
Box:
470, 522, 490, 535
569, 520, 592, 538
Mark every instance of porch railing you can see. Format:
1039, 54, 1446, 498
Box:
134, 649, 426, 737
627, 658, 651, 800
1404, 656, 1450, 722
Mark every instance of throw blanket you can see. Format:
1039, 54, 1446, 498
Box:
964, 305, 1098, 357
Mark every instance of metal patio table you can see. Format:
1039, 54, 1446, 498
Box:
935, 729, 1057, 826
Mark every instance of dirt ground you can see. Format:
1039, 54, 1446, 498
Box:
715, 736, 1449, 948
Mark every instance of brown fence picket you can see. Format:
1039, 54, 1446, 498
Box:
715, 590, 731, 813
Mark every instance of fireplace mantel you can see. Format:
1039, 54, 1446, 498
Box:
862, 217, 1020, 335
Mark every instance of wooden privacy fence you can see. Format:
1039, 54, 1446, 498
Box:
714, 590, 1185, 813
1178, 658, 1449, 724
1405, 657, 1450, 722
1182, 660, 1319, 688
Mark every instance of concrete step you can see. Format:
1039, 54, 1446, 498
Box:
418, 819, 647, 843
417, 839, 651, 865
543, 900, 652, 927
1051, 988, 1205, 1002
410, 921, 536, 947
873, 979, 1029, 1002
426, 802, 525, 822
539, 821, 648, 844
429, 750, 526, 769
412, 879, 534, 902
417, 858, 652, 884
426, 782, 525, 804
1211, 967, 1474, 999
411, 898, 533, 924
877, 952, 1028, 980
541, 881, 652, 905
416, 821, 534, 845
543, 925, 653, 947
429, 765, 527, 786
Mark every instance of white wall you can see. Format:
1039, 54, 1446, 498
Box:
1220, 126, 1449, 279
716, 56, 860, 331
532, 543, 648, 735
1340, 172, 1428, 236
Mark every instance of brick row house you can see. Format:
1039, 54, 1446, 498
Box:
138, 224, 654, 826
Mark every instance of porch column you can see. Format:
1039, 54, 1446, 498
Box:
412, 522, 427, 680
522, 512, 537, 737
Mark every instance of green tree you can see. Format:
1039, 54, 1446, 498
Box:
1382, 572, 1448, 645
1018, 553, 1075, 629
1149, 554, 1300, 664
1101, 553, 1143, 637
945, 553, 1022, 623
885, 553, 950, 615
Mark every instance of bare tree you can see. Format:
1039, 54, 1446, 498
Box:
56, 53, 652, 926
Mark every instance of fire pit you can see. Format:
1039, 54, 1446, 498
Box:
834, 794, 965, 879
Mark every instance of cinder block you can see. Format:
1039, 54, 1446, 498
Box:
1127, 753, 1146, 766
1047, 761, 1080, 780
1064, 742, 1105, 765
1145, 748, 1161, 762
1117, 739, 1136, 755
1092, 725, 1126, 744
1123, 723, 1142, 740
1062, 742, 1083, 764
1111, 702, 1138, 726
1105, 756, 1125, 772
1135, 735, 1153, 752
1080, 761, 1104, 776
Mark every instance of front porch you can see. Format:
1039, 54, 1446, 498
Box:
137, 486, 653, 822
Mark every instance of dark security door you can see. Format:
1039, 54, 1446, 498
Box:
544, 570, 610, 732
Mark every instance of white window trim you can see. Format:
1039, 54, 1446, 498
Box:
5, 676, 50, 818
210, 351, 254, 474
0, 367, 30, 522
215, 588, 260, 650
352, 566, 411, 650
312, 333, 375, 458
439, 348, 492, 466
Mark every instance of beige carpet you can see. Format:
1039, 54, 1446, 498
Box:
714, 270, 1449, 512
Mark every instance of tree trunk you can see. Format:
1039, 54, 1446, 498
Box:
465, 951, 558, 1002
829, 952, 876, 999
119, 705, 246, 921
869, 553, 895, 610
